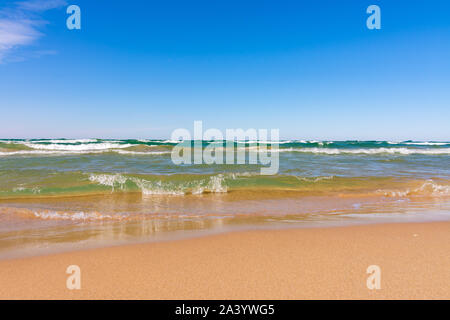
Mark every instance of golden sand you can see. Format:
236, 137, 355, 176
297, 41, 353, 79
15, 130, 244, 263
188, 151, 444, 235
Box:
0, 221, 449, 299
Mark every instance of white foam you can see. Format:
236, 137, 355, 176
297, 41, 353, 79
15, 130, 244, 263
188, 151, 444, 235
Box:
294, 176, 334, 182
185, 146, 450, 155
0, 149, 171, 156
133, 178, 185, 195
12, 187, 41, 194
23, 142, 133, 151
379, 180, 450, 197
237, 140, 292, 144
388, 141, 449, 146
88, 174, 128, 191
33, 210, 126, 221
416, 180, 450, 196
403, 142, 449, 146
138, 175, 228, 195
288, 147, 450, 155
0, 150, 105, 156
28, 139, 98, 144
204, 174, 228, 193
88, 173, 229, 196
115, 150, 172, 155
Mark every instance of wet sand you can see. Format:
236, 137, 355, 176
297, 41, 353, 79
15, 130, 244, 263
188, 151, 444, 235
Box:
0, 221, 449, 299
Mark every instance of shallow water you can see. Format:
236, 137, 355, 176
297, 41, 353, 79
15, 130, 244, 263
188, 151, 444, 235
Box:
0, 139, 449, 258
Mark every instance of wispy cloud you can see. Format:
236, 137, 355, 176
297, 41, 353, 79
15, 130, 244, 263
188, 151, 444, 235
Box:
0, 0, 66, 63
16, 0, 67, 12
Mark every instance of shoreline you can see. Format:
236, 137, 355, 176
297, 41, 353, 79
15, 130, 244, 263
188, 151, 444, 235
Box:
1, 209, 449, 261
1, 221, 449, 299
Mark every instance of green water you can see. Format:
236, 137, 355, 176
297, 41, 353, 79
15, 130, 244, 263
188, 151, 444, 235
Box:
1, 139, 449, 199
0, 139, 449, 258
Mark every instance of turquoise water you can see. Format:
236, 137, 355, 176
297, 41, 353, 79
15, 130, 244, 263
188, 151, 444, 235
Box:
0, 139, 449, 197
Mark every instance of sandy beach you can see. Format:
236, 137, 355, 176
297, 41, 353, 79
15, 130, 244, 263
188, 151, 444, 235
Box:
0, 221, 449, 300
1, 0, 449, 304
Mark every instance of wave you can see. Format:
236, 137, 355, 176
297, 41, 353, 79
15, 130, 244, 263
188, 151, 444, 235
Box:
0, 150, 100, 156
88, 174, 449, 198
12, 208, 208, 221
32, 210, 129, 221
88, 173, 128, 191
388, 141, 449, 146
27, 139, 99, 144
0, 149, 172, 156
22, 142, 134, 151
1, 139, 450, 156
1, 169, 449, 202
294, 176, 334, 183
378, 180, 450, 197
285, 147, 450, 155
88, 173, 228, 195
115, 150, 172, 155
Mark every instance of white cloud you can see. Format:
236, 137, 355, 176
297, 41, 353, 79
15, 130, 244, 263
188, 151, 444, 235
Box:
16, 0, 67, 12
0, 0, 66, 63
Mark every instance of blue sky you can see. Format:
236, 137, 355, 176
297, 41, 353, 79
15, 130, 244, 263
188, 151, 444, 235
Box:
0, 0, 449, 140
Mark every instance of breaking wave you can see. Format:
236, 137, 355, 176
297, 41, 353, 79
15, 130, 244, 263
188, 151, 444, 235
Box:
22, 142, 134, 151
1, 139, 450, 157
88, 173, 228, 195
378, 180, 450, 197
285, 147, 450, 155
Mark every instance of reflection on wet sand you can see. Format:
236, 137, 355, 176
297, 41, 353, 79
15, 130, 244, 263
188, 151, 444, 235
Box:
0, 190, 449, 259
